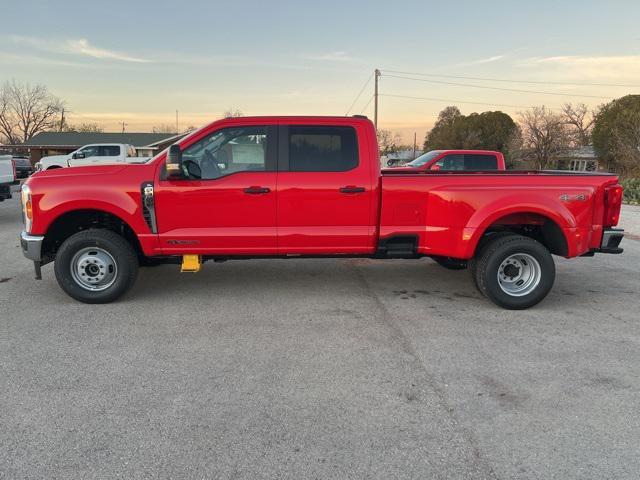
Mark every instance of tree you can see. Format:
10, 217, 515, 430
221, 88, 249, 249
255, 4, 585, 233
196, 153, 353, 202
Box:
592, 95, 640, 175
223, 108, 243, 118
518, 106, 571, 170
0, 80, 64, 144
423, 107, 519, 161
377, 129, 403, 156
423, 106, 463, 150
562, 103, 595, 147
64, 122, 104, 133
152, 124, 177, 134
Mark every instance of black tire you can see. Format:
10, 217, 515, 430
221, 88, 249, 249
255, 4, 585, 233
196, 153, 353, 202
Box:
54, 229, 139, 304
473, 234, 555, 309
432, 256, 468, 270
469, 231, 517, 292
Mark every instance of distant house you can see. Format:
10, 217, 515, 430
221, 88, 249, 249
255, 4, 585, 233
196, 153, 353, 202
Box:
559, 146, 599, 172
7, 131, 187, 165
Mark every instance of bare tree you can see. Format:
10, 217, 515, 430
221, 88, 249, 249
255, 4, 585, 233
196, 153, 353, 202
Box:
64, 122, 104, 133
223, 108, 243, 118
0, 80, 64, 144
152, 124, 177, 134
562, 103, 595, 146
518, 106, 571, 169
376, 129, 403, 156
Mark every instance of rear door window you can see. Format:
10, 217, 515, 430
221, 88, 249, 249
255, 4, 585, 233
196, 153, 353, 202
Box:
438, 154, 498, 171
100, 145, 121, 157
464, 154, 497, 170
287, 126, 358, 172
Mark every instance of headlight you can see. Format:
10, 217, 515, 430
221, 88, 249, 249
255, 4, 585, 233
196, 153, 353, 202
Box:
21, 184, 33, 233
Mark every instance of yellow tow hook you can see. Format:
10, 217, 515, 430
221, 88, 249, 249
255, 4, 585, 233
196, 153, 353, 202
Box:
181, 254, 202, 273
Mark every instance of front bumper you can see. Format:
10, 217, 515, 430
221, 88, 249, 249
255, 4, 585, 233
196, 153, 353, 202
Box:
598, 228, 624, 254
20, 231, 44, 261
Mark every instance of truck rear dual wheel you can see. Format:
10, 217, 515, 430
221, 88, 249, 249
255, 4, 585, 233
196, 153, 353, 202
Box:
54, 229, 139, 304
472, 234, 555, 309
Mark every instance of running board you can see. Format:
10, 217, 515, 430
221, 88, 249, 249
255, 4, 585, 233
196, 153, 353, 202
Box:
376, 235, 419, 258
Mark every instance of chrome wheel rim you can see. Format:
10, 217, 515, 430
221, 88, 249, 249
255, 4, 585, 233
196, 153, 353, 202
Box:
70, 247, 118, 291
497, 253, 541, 297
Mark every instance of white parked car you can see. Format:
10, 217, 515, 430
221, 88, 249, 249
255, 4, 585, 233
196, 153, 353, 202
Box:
35, 144, 150, 171
0, 155, 16, 201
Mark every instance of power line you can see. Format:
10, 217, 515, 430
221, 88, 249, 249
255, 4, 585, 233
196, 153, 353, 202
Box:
345, 72, 374, 115
383, 73, 614, 100
382, 69, 640, 89
380, 93, 560, 111
360, 95, 374, 114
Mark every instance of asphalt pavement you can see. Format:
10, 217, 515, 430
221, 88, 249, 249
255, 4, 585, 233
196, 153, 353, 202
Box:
1, 192, 639, 479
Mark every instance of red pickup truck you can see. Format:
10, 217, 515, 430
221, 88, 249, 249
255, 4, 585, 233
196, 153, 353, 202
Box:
385, 149, 506, 172
20, 116, 624, 309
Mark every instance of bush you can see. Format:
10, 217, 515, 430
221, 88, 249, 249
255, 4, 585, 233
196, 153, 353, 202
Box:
621, 178, 640, 205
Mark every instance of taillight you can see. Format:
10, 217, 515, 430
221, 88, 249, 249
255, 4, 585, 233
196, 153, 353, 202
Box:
603, 184, 623, 227
11, 159, 16, 179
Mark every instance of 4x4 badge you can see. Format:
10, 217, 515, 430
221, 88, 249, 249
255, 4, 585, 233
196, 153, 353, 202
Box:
560, 193, 586, 202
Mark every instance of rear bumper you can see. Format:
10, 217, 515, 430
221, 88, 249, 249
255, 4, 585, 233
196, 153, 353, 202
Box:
597, 228, 624, 254
20, 231, 44, 261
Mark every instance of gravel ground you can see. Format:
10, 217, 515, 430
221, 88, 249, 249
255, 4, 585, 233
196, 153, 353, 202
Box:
1, 191, 639, 480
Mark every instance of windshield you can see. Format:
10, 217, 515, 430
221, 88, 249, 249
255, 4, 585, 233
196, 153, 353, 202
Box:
405, 150, 442, 167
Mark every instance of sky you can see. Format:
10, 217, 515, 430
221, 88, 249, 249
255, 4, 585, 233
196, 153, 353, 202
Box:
1, 0, 639, 143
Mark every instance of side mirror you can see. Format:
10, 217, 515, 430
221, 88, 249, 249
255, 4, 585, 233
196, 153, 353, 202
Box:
430, 164, 441, 171
73, 152, 85, 159
387, 159, 394, 167
166, 144, 183, 179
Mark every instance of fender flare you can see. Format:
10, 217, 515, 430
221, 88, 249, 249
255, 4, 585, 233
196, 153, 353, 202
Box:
463, 195, 575, 258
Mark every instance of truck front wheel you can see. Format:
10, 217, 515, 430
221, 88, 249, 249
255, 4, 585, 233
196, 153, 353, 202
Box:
54, 229, 139, 304
473, 234, 555, 309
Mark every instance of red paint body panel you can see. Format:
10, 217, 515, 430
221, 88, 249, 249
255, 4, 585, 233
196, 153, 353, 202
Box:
379, 173, 615, 258
24, 116, 620, 262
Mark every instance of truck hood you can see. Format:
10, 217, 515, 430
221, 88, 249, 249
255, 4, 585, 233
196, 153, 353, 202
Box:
33, 164, 128, 178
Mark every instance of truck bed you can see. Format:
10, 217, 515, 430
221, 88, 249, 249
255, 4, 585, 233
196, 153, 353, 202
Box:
379, 170, 619, 259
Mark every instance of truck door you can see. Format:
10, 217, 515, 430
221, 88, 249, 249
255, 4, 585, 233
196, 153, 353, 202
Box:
154, 125, 278, 254
68, 145, 100, 167
277, 124, 375, 254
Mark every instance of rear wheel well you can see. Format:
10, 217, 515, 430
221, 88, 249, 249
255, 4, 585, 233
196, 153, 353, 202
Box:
43, 210, 143, 261
476, 213, 568, 257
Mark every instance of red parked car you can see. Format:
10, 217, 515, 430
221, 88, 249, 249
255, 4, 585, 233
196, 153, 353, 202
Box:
20, 116, 624, 309
385, 149, 506, 172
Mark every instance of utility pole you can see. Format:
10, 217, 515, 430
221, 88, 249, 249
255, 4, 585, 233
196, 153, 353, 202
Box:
176, 110, 179, 133
374, 69, 380, 130
59, 108, 65, 132
121, 122, 127, 133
